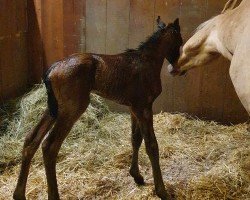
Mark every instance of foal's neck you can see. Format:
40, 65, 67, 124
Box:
138, 30, 168, 61
139, 48, 165, 73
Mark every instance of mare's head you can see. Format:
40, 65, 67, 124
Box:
156, 17, 183, 65
168, 0, 239, 76
168, 17, 221, 76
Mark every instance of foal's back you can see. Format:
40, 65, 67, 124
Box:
48, 51, 162, 108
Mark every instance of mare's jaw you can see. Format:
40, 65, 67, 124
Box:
179, 70, 187, 76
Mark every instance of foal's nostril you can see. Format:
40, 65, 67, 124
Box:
167, 64, 180, 76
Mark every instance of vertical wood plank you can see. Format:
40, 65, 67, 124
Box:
42, 0, 64, 67
0, 0, 28, 101
106, 0, 130, 54
34, 0, 42, 30
128, 0, 155, 49
0, 1, 6, 100
13, 1, 28, 96
0, 38, 5, 103
14, 33, 28, 91
27, 0, 44, 84
0, 0, 16, 37
75, 0, 86, 53
172, 0, 207, 115
16, 0, 28, 32
153, 0, 180, 113
1, 37, 16, 99
200, 58, 227, 121
86, 0, 107, 54
63, 0, 78, 56
63, 0, 86, 56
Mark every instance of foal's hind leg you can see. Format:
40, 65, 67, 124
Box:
129, 113, 144, 185
42, 99, 89, 200
13, 110, 55, 200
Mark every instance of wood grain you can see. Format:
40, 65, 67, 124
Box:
86, 0, 107, 54
42, 0, 64, 67
106, 0, 130, 54
129, 0, 155, 49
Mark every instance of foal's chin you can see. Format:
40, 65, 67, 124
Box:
167, 64, 187, 76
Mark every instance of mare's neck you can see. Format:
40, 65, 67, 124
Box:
217, 2, 249, 59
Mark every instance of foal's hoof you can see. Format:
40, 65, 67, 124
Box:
133, 175, 145, 185
129, 169, 145, 185
156, 189, 171, 200
13, 192, 26, 200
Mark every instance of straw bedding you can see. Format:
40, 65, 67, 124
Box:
0, 85, 249, 200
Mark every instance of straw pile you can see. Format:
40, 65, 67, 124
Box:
0, 84, 249, 200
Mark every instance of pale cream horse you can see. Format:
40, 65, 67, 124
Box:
169, 0, 250, 128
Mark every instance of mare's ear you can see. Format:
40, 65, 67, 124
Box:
173, 18, 180, 32
157, 16, 166, 30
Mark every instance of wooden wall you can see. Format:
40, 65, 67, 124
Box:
1, 0, 248, 123
0, 0, 29, 101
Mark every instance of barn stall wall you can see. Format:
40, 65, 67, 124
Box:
0, 0, 29, 101
1, 0, 248, 124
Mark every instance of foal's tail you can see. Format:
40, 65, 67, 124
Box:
43, 66, 58, 118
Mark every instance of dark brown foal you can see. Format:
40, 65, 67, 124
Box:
14, 17, 183, 200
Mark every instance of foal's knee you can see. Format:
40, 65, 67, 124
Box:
145, 140, 159, 157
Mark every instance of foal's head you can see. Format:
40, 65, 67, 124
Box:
138, 17, 183, 64
156, 17, 183, 65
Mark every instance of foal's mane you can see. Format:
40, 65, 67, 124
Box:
125, 28, 165, 54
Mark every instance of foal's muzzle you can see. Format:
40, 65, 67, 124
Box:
167, 64, 187, 76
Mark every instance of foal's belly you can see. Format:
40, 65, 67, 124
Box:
91, 89, 131, 107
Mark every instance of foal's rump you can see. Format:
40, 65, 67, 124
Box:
44, 54, 97, 116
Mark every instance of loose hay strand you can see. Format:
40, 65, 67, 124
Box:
0, 84, 249, 199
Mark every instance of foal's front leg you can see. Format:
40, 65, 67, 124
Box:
129, 113, 144, 185
132, 106, 169, 199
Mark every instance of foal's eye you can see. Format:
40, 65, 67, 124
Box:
171, 29, 177, 34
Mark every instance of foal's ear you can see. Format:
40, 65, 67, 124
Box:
157, 16, 166, 30
173, 18, 180, 32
